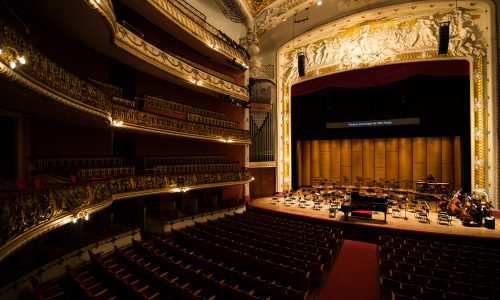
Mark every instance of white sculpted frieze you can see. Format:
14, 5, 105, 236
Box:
281, 8, 485, 84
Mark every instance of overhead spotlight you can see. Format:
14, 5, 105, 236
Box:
317, 0, 322, 5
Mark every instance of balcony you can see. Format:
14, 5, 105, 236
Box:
0, 20, 250, 144
0, 169, 252, 262
120, 0, 250, 68
8, 0, 249, 102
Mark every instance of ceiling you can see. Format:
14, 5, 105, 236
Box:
247, 0, 393, 63
241, 0, 500, 66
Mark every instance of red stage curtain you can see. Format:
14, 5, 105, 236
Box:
291, 60, 469, 96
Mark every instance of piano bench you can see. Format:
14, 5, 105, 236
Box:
352, 210, 372, 219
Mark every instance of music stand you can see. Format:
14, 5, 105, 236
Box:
403, 197, 408, 220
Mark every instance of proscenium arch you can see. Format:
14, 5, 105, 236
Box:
276, 0, 497, 205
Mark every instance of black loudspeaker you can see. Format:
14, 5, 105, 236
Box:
485, 217, 495, 229
298, 52, 305, 76
438, 22, 450, 54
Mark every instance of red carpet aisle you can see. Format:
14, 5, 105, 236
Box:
320, 240, 378, 300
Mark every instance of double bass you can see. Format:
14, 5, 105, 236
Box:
448, 193, 462, 216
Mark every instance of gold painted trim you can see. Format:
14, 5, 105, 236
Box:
249, 161, 276, 168
114, 24, 248, 101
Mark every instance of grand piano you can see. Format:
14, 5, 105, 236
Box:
340, 192, 390, 222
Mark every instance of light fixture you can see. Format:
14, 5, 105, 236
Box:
111, 120, 124, 127
251, 176, 255, 181
231, 58, 248, 71
0, 46, 27, 69
72, 210, 90, 223
317, 0, 322, 5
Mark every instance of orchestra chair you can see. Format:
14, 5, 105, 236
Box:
391, 204, 403, 218
437, 211, 452, 225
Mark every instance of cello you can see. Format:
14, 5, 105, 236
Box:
438, 195, 450, 212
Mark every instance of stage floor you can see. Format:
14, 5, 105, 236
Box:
250, 197, 500, 239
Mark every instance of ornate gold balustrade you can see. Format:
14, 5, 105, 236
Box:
111, 104, 251, 143
0, 169, 252, 261
0, 19, 111, 118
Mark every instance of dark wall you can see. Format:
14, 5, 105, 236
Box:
31, 119, 112, 157
250, 167, 276, 197
0, 116, 18, 179
135, 135, 243, 163
26, 19, 111, 83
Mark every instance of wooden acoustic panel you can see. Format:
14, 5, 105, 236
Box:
298, 137, 461, 190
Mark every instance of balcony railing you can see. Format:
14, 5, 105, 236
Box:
0, 169, 252, 261
0, 19, 111, 115
111, 104, 250, 142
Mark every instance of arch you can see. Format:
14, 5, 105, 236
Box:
276, 1, 497, 204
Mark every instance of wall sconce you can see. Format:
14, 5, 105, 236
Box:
111, 119, 124, 127
173, 187, 189, 193
189, 77, 203, 86
219, 137, 234, 143
72, 211, 90, 223
0, 46, 26, 69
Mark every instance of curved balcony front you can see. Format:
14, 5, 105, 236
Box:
114, 24, 249, 101
0, 169, 252, 262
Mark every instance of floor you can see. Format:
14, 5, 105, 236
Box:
250, 196, 500, 239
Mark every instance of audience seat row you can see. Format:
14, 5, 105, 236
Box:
378, 235, 500, 300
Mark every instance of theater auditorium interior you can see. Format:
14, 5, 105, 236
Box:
0, 0, 499, 299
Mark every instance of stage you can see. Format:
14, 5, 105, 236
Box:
249, 196, 500, 240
